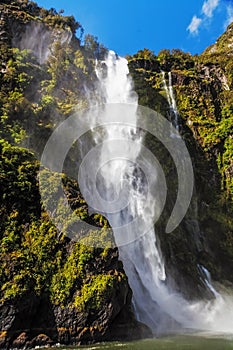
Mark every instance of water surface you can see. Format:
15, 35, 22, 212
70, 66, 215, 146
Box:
45, 334, 233, 350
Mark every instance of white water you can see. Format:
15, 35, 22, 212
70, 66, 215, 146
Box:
84, 50, 233, 335
13, 22, 72, 64
198, 265, 220, 299
162, 71, 179, 131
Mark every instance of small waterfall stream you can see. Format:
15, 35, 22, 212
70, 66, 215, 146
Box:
80, 50, 233, 335
162, 71, 179, 131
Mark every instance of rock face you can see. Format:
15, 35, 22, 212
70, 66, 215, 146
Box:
0, 250, 152, 349
128, 24, 233, 299
0, 296, 151, 349
0, 1, 233, 348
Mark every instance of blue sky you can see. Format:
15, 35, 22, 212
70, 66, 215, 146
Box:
36, 0, 233, 56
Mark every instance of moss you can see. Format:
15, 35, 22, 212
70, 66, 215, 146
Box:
74, 273, 124, 312
0, 141, 118, 307
127, 30, 233, 289
0, 0, 233, 320
50, 242, 94, 305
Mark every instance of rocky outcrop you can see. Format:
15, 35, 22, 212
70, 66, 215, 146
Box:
127, 25, 233, 302
0, 1, 233, 348
0, 250, 152, 349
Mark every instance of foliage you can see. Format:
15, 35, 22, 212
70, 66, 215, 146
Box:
0, 214, 62, 301
127, 26, 233, 284
1, 0, 233, 319
0, 143, 117, 306
74, 273, 125, 312
157, 49, 195, 70
0, 139, 40, 222
50, 242, 94, 305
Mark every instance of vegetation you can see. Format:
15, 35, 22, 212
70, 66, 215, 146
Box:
127, 24, 233, 284
74, 273, 126, 312
0, 0, 117, 315
0, 0, 233, 346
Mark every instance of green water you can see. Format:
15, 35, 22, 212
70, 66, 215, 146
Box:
46, 334, 233, 350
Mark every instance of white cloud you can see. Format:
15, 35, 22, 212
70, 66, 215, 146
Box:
187, 15, 202, 35
202, 0, 220, 18
224, 4, 233, 27
187, 0, 220, 36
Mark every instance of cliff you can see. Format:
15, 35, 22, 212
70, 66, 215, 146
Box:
0, 1, 151, 348
0, 0, 233, 348
127, 28, 233, 295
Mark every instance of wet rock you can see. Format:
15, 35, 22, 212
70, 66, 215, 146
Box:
12, 332, 28, 349
30, 334, 54, 348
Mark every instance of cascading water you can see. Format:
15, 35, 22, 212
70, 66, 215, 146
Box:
198, 265, 220, 299
95, 50, 137, 104
94, 52, 169, 330
162, 71, 179, 131
81, 50, 233, 335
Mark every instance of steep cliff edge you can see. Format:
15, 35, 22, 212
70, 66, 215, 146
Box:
128, 24, 233, 296
0, 0, 233, 348
0, 1, 151, 348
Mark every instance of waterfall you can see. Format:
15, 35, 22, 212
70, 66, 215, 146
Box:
95, 50, 137, 104
80, 50, 233, 335
94, 52, 169, 330
198, 265, 220, 299
162, 71, 179, 131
